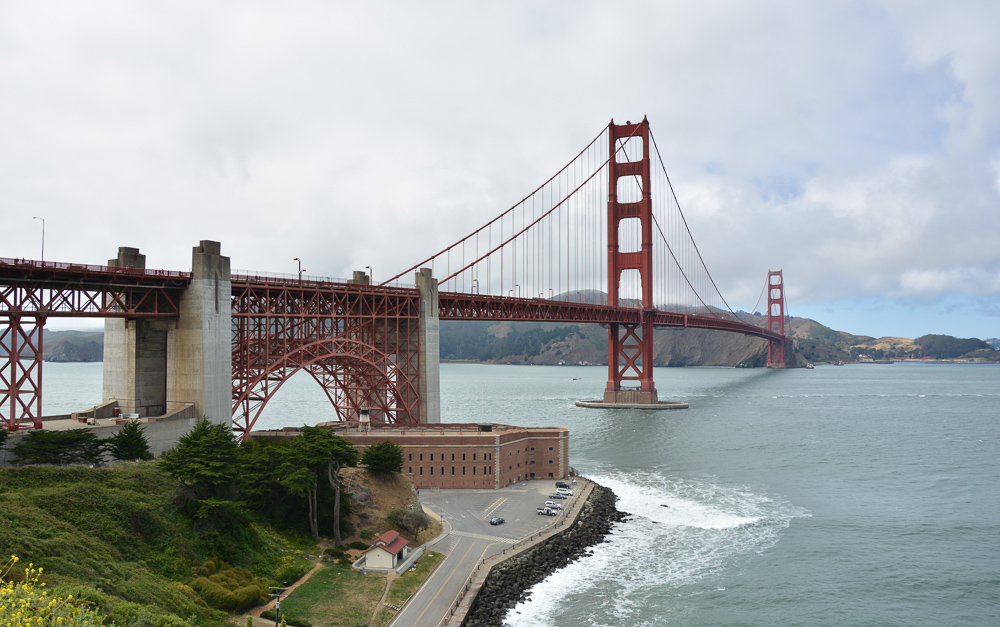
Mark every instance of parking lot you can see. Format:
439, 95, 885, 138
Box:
421, 479, 581, 541
389, 479, 586, 626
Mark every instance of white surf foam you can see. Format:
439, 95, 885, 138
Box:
502, 470, 809, 627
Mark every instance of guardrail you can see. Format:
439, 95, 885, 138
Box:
437, 481, 589, 625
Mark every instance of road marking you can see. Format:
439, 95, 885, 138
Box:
411, 540, 475, 626
451, 531, 517, 543
482, 497, 507, 517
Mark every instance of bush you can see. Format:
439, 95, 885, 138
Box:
386, 508, 431, 536
13, 429, 106, 466
360, 441, 403, 476
260, 610, 312, 627
359, 529, 375, 541
0, 556, 109, 627
190, 565, 265, 612
346, 541, 369, 551
107, 420, 154, 462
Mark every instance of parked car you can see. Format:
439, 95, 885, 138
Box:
548, 493, 568, 499
489, 517, 505, 525
544, 501, 563, 509
556, 488, 574, 496
536, 507, 558, 516
556, 481, 571, 489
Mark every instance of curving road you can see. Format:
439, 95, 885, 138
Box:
390, 480, 578, 626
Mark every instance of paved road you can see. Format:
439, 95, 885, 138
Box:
390, 480, 580, 626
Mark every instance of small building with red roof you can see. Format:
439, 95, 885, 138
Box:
362, 530, 410, 570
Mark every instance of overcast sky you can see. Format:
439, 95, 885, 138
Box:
2, 1, 998, 340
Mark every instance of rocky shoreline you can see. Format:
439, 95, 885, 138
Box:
462, 483, 628, 627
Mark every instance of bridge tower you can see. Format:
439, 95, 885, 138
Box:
605, 117, 658, 405
767, 270, 786, 367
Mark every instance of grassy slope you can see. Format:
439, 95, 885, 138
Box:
0, 463, 315, 627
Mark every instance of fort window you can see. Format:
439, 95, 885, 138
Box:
463, 453, 466, 461
430, 453, 434, 461
549, 459, 554, 464
473, 467, 476, 475
451, 453, 455, 461
430, 467, 433, 475
451, 466, 455, 475
419, 467, 423, 475
408, 467, 412, 473
462, 467, 466, 475
548, 447, 554, 451
473, 453, 477, 461
420, 453, 423, 461
408, 453, 412, 461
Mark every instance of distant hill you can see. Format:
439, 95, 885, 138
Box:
43, 330, 104, 362
26, 314, 998, 368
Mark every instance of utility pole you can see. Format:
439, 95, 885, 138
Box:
269, 587, 287, 627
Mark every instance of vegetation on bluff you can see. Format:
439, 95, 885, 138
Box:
0, 420, 437, 627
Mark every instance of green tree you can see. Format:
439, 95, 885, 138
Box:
12, 429, 106, 466
282, 426, 359, 544
106, 419, 154, 461
158, 419, 247, 537
360, 440, 403, 476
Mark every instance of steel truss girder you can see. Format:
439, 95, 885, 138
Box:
1, 316, 44, 431
230, 281, 421, 436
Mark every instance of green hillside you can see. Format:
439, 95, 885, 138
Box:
0, 463, 315, 627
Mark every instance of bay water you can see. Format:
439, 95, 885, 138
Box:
39, 361, 1000, 625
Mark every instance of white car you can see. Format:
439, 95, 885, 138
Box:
544, 501, 563, 509
556, 488, 574, 496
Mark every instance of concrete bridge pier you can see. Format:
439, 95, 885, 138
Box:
416, 267, 440, 424
103, 241, 231, 425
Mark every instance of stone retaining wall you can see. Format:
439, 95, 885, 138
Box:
461, 484, 627, 626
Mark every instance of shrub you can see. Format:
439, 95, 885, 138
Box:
346, 541, 369, 551
359, 529, 375, 541
0, 556, 109, 627
360, 441, 403, 476
190, 564, 265, 612
386, 508, 432, 536
107, 419, 154, 462
260, 610, 311, 627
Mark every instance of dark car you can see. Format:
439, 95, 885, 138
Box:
548, 493, 568, 499
489, 517, 505, 525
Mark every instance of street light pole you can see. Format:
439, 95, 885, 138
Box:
293, 258, 305, 285
364, 265, 373, 285
32, 216, 45, 263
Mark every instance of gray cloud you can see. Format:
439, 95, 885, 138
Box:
1, 0, 998, 335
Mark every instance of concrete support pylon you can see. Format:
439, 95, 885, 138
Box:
102, 247, 170, 417
103, 242, 232, 423
415, 268, 440, 424
166, 241, 232, 424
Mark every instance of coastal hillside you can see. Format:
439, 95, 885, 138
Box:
44, 330, 104, 362
36, 320, 997, 367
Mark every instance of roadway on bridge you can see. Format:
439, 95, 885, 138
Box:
391, 480, 579, 626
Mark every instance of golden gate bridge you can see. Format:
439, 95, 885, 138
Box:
2, 118, 788, 436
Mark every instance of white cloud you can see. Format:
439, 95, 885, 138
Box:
1, 0, 999, 336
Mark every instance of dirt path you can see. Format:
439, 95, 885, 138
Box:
247, 542, 332, 619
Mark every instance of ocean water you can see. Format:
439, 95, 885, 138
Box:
39, 361, 1000, 625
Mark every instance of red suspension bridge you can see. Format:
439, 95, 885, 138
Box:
2, 118, 788, 436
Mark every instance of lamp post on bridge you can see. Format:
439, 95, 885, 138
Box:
293, 257, 305, 285
365, 265, 373, 286
32, 216, 45, 263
